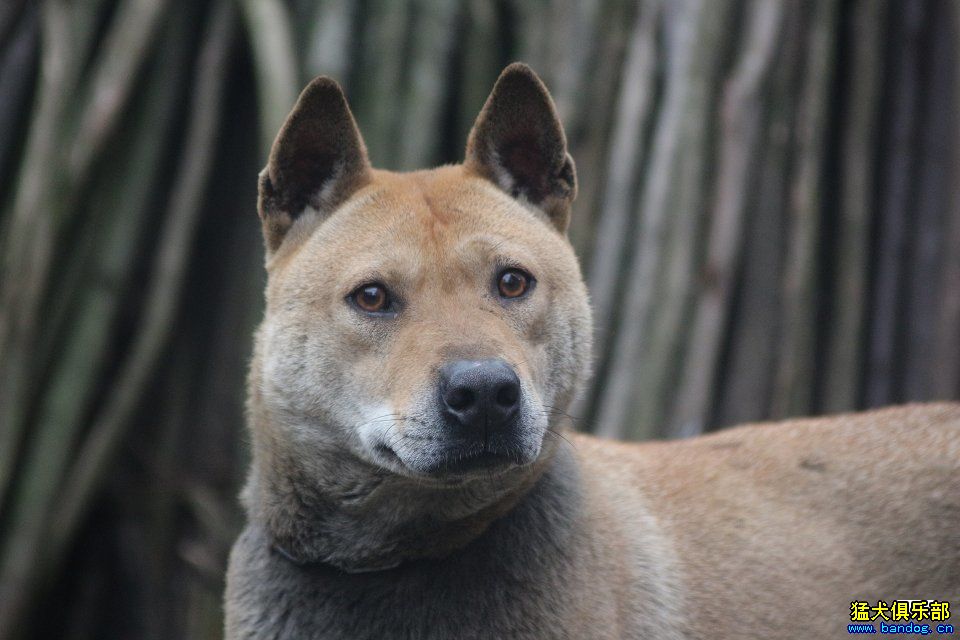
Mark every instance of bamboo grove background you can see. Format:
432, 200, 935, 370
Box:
0, 0, 957, 638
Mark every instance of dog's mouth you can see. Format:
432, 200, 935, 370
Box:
436, 449, 521, 474
375, 442, 526, 478
375, 444, 404, 466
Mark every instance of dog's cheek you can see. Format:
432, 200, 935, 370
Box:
259, 312, 360, 419
543, 287, 592, 410
262, 340, 335, 418
516, 279, 575, 407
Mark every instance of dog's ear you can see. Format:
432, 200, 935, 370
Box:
464, 63, 577, 232
258, 77, 372, 253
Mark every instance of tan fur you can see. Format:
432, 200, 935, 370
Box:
573, 403, 960, 636
225, 64, 959, 639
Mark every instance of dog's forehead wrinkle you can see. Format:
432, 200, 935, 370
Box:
413, 176, 455, 226
305, 173, 548, 289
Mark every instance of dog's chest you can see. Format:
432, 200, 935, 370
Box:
301, 560, 567, 639
226, 524, 587, 640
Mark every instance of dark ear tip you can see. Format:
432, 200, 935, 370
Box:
296, 76, 349, 112
302, 75, 343, 94
500, 61, 537, 77
487, 63, 557, 116
495, 62, 547, 92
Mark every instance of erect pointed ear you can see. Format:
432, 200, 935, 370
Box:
464, 63, 577, 232
258, 77, 372, 253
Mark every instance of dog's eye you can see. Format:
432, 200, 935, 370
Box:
497, 269, 533, 299
350, 283, 393, 314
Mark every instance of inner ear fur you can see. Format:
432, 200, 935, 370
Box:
258, 77, 371, 253
464, 63, 577, 232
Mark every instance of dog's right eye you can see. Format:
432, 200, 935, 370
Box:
349, 283, 394, 315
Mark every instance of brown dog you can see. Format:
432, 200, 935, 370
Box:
224, 63, 960, 639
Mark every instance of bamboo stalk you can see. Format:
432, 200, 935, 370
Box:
0, 4, 38, 204
931, 2, 960, 397
564, 0, 638, 260
0, 4, 188, 552
865, 0, 925, 407
0, 0, 114, 511
48, 0, 236, 577
669, 0, 783, 436
397, 0, 460, 169
715, 0, 803, 427
511, 0, 550, 73
453, 0, 501, 152
820, 0, 886, 412
68, 0, 116, 89
0, 2, 236, 634
771, 0, 839, 418
352, 0, 411, 166
542, 0, 602, 124
0, 1, 28, 46
591, 0, 702, 439
637, 0, 737, 437
0, 0, 191, 622
0, 0, 74, 516
579, 0, 660, 432
143, 343, 193, 640
903, 1, 952, 401
238, 0, 299, 157
67, 0, 169, 187
304, 0, 358, 82
455, 0, 499, 138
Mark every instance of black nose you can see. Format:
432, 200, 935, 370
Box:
439, 359, 521, 431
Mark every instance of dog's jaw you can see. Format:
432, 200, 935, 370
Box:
242, 408, 564, 572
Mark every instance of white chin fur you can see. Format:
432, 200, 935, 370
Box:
356, 404, 404, 466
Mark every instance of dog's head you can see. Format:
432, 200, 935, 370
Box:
252, 64, 591, 482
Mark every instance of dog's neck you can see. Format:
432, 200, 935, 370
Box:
243, 430, 562, 573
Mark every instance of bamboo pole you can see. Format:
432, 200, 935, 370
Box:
865, 0, 924, 407
0, 2, 236, 635
903, 1, 952, 401
670, 0, 783, 436
821, 0, 886, 412
0, 0, 175, 566
352, 0, 411, 166
397, 0, 460, 169
304, 0, 358, 83
771, 0, 839, 418
67, 0, 169, 186
564, 0, 637, 259
0, 0, 74, 515
0, 4, 38, 202
48, 0, 236, 581
715, 1, 803, 428
931, 2, 960, 398
637, 0, 737, 437
238, 0, 299, 157
580, 0, 660, 433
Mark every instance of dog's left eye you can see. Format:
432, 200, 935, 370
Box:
349, 283, 395, 315
497, 268, 534, 299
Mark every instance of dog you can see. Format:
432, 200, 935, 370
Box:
224, 63, 960, 639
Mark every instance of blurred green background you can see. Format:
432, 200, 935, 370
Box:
0, 0, 957, 637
